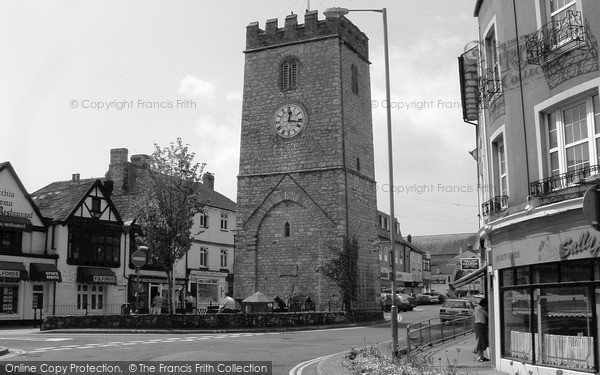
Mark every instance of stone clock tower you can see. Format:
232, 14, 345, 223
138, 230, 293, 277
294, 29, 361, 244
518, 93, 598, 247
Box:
235, 10, 379, 311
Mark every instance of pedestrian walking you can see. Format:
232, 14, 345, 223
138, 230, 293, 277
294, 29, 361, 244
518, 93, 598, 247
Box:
474, 297, 489, 362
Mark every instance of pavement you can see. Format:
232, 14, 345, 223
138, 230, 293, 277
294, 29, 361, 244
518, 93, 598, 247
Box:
317, 331, 506, 375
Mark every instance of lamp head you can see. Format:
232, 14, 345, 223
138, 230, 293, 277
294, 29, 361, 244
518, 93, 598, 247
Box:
323, 7, 349, 18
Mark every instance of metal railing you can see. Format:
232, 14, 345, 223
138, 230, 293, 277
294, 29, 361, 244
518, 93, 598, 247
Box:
526, 10, 585, 66
481, 195, 508, 216
406, 315, 474, 353
529, 164, 600, 196
39, 303, 124, 316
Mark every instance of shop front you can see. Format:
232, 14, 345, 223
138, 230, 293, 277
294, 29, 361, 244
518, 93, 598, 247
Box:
0, 261, 28, 319
29, 262, 61, 318
127, 274, 188, 314
492, 210, 600, 374
188, 270, 228, 313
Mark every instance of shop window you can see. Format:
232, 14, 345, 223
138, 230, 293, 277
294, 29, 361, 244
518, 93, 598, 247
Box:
535, 286, 594, 369
0, 285, 18, 314
0, 230, 22, 254
515, 266, 530, 285
501, 259, 598, 371
502, 288, 533, 360
534, 263, 559, 283
562, 259, 592, 281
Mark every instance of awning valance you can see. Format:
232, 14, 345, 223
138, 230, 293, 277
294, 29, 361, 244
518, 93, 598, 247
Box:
451, 265, 486, 289
0, 215, 32, 231
30, 263, 62, 282
0, 261, 29, 280
77, 267, 117, 285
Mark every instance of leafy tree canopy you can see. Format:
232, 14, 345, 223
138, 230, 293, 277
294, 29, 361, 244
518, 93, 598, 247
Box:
134, 138, 206, 312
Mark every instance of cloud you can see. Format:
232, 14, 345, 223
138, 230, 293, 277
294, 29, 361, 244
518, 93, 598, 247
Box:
178, 75, 216, 101
226, 91, 242, 102
194, 114, 240, 200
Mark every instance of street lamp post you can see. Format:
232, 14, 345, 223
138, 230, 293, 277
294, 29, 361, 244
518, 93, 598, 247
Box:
324, 6, 399, 357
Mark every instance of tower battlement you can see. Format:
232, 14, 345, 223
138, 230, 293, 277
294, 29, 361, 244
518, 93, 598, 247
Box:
245, 10, 369, 61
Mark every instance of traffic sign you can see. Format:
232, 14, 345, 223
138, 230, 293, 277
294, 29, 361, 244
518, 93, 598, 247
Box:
131, 249, 147, 268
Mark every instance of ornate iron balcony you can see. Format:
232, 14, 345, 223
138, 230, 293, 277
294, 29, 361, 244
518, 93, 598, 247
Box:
481, 195, 508, 216
529, 164, 600, 196
526, 10, 585, 66
479, 68, 501, 109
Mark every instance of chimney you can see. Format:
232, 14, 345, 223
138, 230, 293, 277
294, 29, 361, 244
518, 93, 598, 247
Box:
71, 173, 80, 183
203, 172, 215, 190
130, 154, 150, 168
407, 234, 412, 243
106, 148, 129, 195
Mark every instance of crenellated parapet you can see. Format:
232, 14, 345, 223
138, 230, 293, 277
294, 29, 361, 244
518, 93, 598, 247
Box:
245, 10, 369, 62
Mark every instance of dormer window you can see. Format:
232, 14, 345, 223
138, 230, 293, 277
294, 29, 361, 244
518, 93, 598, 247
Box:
282, 59, 298, 90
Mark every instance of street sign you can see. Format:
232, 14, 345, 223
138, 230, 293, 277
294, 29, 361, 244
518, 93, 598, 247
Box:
461, 257, 480, 270
131, 249, 147, 268
583, 185, 600, 231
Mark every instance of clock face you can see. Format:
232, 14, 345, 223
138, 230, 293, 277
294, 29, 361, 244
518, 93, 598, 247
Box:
274, 103, 306, 138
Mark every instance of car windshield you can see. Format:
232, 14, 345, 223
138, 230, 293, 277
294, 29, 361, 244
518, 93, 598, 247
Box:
444, 300, 468, 308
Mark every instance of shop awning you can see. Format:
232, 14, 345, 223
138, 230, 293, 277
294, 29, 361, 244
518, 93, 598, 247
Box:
30, 263, 62, 282
0, 215, 32, 231
77, 267, 117, 285
0, 261, 29, 280
450, 265, 486, 289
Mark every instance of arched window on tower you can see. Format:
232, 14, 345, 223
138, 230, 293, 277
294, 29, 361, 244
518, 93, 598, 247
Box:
282, 59, 298, 90
284, 222, 291, 237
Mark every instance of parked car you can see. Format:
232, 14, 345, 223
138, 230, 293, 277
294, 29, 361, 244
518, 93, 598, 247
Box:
380, 293, 413, 312
413, 293, 431, 305
400, 293, 417, 310
425, 292, 445, 304
439, 299, 475, 322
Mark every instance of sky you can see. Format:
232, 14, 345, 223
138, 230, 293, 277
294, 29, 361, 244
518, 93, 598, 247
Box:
1, 0, 480, 236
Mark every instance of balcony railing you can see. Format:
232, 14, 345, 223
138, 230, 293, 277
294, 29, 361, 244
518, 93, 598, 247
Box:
481, 195, 508, 216
526, 10, 586, 66
529, 165, 600, 197
479, 68, 502, 108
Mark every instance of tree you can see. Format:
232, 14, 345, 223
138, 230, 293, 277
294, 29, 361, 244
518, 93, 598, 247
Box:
134, 138, 205, 314
319, 236, 359, 318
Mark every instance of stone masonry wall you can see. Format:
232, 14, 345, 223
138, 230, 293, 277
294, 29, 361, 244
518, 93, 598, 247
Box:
40, 311, 384, 331
235, 11, 379, 311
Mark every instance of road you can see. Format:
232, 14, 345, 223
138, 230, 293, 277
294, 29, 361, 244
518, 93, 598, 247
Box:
0, 304, 443, 374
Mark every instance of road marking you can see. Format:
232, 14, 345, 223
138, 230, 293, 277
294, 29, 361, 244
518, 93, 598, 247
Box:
7, 332, 282, 356
289, 354, 336, 375
0, 337, 73, 342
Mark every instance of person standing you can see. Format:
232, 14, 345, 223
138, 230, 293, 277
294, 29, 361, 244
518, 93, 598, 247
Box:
474, 298, 489, 362
152, 294, 163, 315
